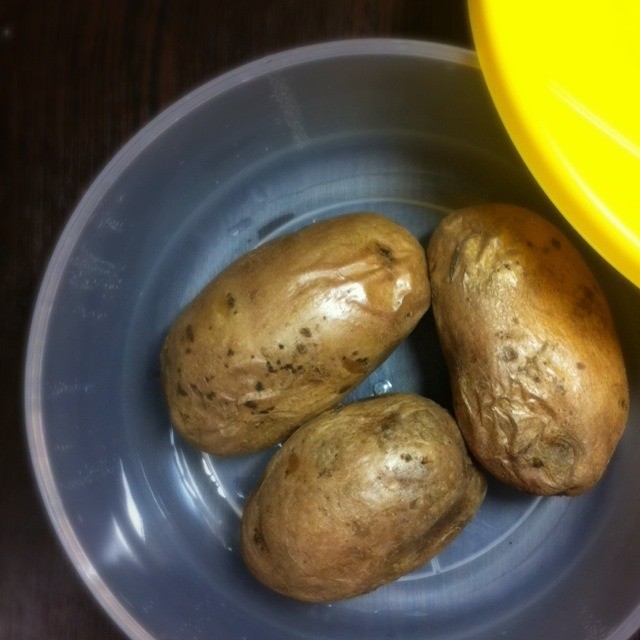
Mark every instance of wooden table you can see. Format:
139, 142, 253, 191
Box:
1, 2, 631, 639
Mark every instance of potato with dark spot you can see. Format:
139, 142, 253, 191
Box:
241, 393, 486, 602
427, 203, 629, 495
161, 213, 430, 456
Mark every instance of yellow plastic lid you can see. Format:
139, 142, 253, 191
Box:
469, 0, 640, 288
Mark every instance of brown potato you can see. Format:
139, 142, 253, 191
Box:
241, 393, 486, 602
427, 203, 629, 495
161, 213, 430, 456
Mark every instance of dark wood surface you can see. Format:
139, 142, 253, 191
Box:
1, 2, 633, 640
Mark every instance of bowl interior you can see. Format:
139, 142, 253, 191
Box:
26, 40, 640, 640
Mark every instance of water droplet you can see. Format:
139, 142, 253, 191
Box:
227, 217, 252, 237
373, 379, 393, 396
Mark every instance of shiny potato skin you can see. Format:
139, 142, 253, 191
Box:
241, 393, 486, 602
427, 204, 629, 496
161, 213, 430, 456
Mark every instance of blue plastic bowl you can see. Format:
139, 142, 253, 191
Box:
25, 39, 640, 640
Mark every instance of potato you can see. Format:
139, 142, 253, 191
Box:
241, 393, 486, 602
161, 213, 430, 456
427, 203, 629, 495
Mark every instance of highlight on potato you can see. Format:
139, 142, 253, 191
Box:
240, 393, 487, 602
427, 203, 629, 496
160, 212, 430, 456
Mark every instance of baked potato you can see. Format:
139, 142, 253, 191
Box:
161, 213, 430, 456
427, 203, 629, 495
241, 393, 486, 601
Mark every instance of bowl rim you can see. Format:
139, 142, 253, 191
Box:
23, 38, 491, 640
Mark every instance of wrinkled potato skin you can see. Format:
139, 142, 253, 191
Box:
427, 204, 629, 496
161, 213, 430, 456
241, 394, 486, 602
